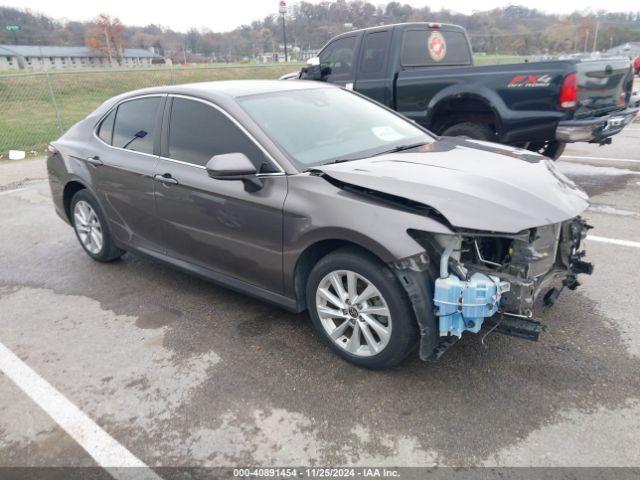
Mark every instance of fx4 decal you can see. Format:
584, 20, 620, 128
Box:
508, 74, 552, 88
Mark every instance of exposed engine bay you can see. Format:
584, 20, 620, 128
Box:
406, 216, 593, 358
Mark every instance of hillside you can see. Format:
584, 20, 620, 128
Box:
1, 2, 640, 60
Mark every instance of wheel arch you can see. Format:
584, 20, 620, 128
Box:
292, 239, 389, 312
427, 91, 503, 137
62, 180, 90, 222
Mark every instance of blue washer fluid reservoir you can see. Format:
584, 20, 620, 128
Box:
434, 273, 508, 337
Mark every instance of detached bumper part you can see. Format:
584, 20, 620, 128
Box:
556, 107, 639, 143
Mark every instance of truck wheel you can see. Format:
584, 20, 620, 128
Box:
306, 247, 419, 369
441, 122, 495, 141
526, 141, 566, 160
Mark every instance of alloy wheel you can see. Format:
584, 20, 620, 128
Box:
315, 270, 392, 357
73, 200, 103, 255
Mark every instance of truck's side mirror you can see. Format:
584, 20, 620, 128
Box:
303, 57, 329, 81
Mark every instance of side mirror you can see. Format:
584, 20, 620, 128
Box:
303, 56, 328, 81
205, 153, 263, 192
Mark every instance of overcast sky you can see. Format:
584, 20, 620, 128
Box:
3, 0, 637, 32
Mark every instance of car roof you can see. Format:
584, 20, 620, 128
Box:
116, 79, 331, 104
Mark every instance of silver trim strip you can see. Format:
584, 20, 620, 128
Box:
155, 155, 286, 177
92, 92, 286, 175
92, 93, 166, 159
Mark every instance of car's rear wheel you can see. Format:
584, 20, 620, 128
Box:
441, 122, 495, 141
70, 190, 124, 262
306, 248, 418, 369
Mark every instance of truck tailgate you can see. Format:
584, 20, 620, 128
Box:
575, 58, 631, 118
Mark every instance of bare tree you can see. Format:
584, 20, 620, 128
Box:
86, 14, 125, 65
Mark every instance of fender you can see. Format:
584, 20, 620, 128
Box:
425, 85, 506, 135
282, 174, 454, 299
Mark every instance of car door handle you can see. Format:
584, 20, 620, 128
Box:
86, 155, 103, 167
154, 173, 178, 185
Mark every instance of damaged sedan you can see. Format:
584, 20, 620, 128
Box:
47, 80, 593, 369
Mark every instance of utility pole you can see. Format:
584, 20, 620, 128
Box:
584, 30, 590, 53
279, 0, 288, 62
592, 20, 600, 52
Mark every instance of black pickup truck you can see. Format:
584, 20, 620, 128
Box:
286, 23, 638, 159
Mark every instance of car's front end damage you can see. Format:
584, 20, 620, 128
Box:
313, 137, 593, 360
388, 217, 593, 361
399, 216, 593, 359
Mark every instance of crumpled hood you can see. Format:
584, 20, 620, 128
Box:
314, 137, 589, 233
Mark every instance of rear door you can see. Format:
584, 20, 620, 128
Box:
575, 58, 632, 118
90, 95, 165, 252
153, 96, 287, 292
354, 29, 392, 106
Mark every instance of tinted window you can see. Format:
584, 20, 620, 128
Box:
168, 98, 271, 170
98, 109, 116, 145
360, 31, 390, 75
401, 30, 472, 67
112, 97, 161, 154
319, 36, 357, 81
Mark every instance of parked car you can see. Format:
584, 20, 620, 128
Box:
47, 81, 593, 368
284, 23, 638, 159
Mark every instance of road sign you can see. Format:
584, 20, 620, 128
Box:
5, 25, 21, 32
279, 1, 287, 14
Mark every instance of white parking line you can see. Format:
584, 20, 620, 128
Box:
562, 155, 640, 164
587, 235, 640, 249
0, 341, 161, 480
0, 187, 29, 196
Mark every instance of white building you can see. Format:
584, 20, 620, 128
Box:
0, 45, 163, 70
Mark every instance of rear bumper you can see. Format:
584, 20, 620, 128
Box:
555, 107, 639, 143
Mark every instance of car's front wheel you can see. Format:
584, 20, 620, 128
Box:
306, 248, 418, 369
70, 190, 124, 262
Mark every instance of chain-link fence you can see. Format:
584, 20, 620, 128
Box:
0, 63, 302, 158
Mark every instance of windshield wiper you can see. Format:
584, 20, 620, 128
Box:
318, 141, 428, 167
326, 158, 353, 164
374, 142, 428, 156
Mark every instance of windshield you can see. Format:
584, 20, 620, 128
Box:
237, 87, 433, 168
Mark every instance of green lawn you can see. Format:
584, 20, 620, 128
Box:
1, 57, 533, 157
0, 63, 302, 157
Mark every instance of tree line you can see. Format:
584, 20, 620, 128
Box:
1, 2, 639, 62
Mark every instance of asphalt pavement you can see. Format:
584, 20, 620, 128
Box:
0, 119, 639, 475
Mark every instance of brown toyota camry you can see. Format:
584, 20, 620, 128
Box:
47, 80, 593, 369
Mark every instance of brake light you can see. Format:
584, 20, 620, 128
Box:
428, 23, 441, 29
559, 72, 578, 109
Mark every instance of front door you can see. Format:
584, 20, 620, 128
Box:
89, 95, 165, 252
318, 35, 359, 89
153, 96, 287, 292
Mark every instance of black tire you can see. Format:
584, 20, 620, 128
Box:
526, 140, 566, 160
306, 247, 419, 369
70, 189, 124, 262
441, 122, 495, 141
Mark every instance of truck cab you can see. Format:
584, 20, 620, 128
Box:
296, 23, 638, 160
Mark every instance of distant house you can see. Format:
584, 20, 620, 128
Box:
0, 45, 163, 70
605, 42, 640, 59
